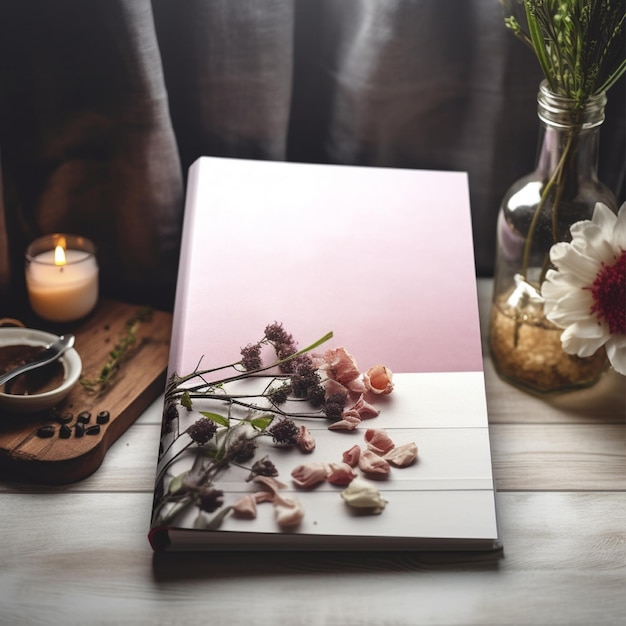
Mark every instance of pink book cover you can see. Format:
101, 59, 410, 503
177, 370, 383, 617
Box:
149, 157, 500, 552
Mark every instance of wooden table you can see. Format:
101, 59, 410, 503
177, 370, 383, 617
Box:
1, 279, 624, 626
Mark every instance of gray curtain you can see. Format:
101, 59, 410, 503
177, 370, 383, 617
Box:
1, 0, 624, 312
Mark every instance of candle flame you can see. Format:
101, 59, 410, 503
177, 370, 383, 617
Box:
54, 244, 67, 266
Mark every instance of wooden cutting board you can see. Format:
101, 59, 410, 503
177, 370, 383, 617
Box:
0, 300, 172, 484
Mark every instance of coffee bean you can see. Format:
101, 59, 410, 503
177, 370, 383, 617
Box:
57, 411, 73, 424
36, 426, 55, 438
75, 423, 85, 438
77, 411, 91, 424
85, 425, 101, 436
59, 424, 72, 439
96, 411, 110, 424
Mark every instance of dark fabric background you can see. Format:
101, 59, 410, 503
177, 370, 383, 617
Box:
1, 0, 624, 312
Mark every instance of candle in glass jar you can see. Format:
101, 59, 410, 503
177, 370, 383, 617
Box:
25, 234, 99, 322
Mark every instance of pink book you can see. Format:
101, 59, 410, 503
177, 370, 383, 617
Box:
149, 157, 500, 552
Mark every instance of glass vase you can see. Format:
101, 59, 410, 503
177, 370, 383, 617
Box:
489, 81, 617, 394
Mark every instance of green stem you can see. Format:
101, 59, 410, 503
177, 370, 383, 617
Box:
520, 127, 577, 285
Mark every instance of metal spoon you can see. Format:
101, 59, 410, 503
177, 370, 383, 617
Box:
0, 334, 75, 387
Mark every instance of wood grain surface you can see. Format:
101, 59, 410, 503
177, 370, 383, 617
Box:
0, 300, 172, 484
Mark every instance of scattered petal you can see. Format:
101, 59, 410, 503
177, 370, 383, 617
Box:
253, 475, 287, 494
384, 442, 418, 467
364, 428, 395, 455
328, 413, 361, 431
231, 494, 257, 519
348, 394, 380, 419
358, 449, 390, 477
274, 496, 304, 528
296, 425, 316, 453
341, 478, 386, 514
326, 462, 357, 486
291, 462, 328, 488
342, 444, 361, 467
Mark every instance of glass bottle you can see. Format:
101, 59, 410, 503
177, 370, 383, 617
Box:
489, 80, 617, 394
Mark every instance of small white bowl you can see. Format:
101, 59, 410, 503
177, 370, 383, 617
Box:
0, 328, 82, 414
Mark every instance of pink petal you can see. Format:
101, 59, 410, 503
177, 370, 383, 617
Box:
291, 462, 328, 488
342, 444, 361, 467
253, 475, 287, 494
358, 449, 390, 477
326, 462, 357, 486
364, 428, 395, 455
329, 413, 361, 431
324, 378, 349, 397
296, 425, 316, 453
231, 494, 257, 519
383, 442, 418, 467
274, 496, 304, 528
348, 394, 380, 419
322, 347, 362, 385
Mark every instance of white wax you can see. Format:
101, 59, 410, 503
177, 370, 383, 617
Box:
26, 249, 99, 322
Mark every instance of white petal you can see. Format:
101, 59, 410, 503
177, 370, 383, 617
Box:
570, 222, 615, 265
613, 203, 626, 252
545, 289, 593, 327
605, 334, 626, 376
592, 202, 618, 240
561, 321, 608, 358
549, 243, 601, 284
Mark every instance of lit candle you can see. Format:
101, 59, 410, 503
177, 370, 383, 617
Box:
25, 234, 99, 322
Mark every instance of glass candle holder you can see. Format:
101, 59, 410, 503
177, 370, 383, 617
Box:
25, 234, 99, 323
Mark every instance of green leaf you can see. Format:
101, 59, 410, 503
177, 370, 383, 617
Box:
181, 390, 192, 410
205, 506, 233, 530
168, 471, 187, 494
199, 411, 230, 428
248, 415, 274, 431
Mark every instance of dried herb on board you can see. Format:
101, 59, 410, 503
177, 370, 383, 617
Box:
80, 306, 153, 394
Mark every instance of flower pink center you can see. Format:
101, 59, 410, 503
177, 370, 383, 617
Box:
589, 249, 626, 335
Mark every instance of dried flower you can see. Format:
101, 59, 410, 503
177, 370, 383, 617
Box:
264, 321, 294, 345
240, 342, 262, 371
364, 365, 394, 395
186, 417, 218, 445
228, 437, 258, 463
321, 347, 361, 383
246, 455, 278, 481
268, 417, 299, 445
541, 202, 626, 374
153, 322, 391, 532
323, 392, 348, 421
197, 488, 224, 513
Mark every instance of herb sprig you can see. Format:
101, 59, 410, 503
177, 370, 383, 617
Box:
80, 306, 153, 394
503, 0, 625, 107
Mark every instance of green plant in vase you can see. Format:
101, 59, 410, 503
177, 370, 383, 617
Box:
490, 0, 625, 393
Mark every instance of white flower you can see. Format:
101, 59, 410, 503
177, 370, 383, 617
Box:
541, 202, 626, 375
